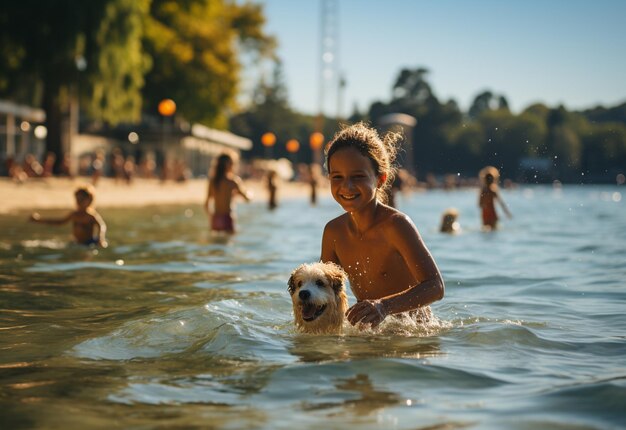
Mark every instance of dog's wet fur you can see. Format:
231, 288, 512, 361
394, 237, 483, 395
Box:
288, 262, 348, 334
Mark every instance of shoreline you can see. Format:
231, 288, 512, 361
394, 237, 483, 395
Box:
1, 177, 317, 214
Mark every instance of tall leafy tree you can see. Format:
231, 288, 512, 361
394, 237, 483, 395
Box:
369, 67, 462, 177
142, 0, 275, 128
0, 0, 150, 169
230, 60, 298, 158
468, 90, 509, 119
581, 123, 626, 177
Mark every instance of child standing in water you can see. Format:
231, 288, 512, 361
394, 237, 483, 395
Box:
30, 185, 108, 247
266, 169, 278, 210
478, 166, 512, 230
320, 123, 444, 329
308, 163, 320, 205
204, 152, 252, 234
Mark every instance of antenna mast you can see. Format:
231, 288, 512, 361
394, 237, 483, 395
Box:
316, 0, 340, 131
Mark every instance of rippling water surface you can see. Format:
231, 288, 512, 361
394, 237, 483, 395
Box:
1, 185, 625, 429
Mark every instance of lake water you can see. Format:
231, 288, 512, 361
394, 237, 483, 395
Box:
1, 185, 624, 429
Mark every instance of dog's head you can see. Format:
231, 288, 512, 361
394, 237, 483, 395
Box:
288, 262, 348, 334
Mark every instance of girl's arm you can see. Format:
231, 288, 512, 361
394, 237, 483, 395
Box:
204, 178, 214, 213
346, 214, 444, 327
496, 193, 512, 218
30, 212, 73, 225
234, 177, 252, 202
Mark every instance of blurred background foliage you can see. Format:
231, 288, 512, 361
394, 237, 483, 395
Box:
0, 1, 624, 182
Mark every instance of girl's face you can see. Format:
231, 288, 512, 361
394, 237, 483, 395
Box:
328, 147, 383, 213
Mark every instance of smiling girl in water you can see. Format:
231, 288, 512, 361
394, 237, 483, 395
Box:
320, 123, 444, 329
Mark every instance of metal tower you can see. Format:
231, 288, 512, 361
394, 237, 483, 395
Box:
316, 0, 340, 131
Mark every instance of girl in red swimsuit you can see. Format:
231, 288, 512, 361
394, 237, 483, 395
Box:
205, 152, 252, 234
478, 166, 512, 230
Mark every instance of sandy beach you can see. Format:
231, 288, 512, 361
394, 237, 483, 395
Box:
0, 176, 315, 214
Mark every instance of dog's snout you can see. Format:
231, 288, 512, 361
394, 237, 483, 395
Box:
299, 290, 311, 300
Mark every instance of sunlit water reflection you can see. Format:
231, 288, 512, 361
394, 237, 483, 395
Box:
1, 185, 624, 429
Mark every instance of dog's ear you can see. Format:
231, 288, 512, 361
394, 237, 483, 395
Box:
324, 263, 346, 294
287, 274, 296, 295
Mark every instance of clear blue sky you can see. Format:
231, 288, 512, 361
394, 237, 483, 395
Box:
247, 0, 626, 117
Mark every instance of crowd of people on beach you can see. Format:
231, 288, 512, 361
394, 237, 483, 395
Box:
26, 122, 514, 333
6, 152, 72, 183
5, 148, 193, 185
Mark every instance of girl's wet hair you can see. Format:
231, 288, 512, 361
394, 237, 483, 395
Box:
212, 152, 236, 186
324, 122, 402, 204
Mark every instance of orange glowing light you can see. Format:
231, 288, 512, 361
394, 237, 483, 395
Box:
158, 99, 177, 116
261, 132, 276, 147
309, 132, 324, 150
286, 139, 300, 153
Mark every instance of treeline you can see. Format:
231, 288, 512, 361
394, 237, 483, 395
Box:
231, 67, 626, 183
1, 1, 623, 183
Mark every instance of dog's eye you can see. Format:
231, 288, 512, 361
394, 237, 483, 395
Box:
297, 281, 303, 288
315, 279, 325, 287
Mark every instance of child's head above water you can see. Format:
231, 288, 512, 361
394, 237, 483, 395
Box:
325, 122, 401, 204
479, 166, 500, 186
74, 185, 95, 208
440, 208, 460, 233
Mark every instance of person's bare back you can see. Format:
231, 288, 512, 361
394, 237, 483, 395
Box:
205, 153, 251, 234
210, 176, 243, 216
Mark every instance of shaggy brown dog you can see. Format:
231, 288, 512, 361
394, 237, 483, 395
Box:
288, 262, 348, 334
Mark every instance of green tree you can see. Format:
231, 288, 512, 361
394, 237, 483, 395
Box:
499, 112, 547, 177
392, 67, 434, 107
0, 0, 150, 170
142, 0, 275, 128
367, 67, 462, 177
468, 90, 509, 119
230, 60, 299, 158
581, 102, 626, 125
448, 122, 485, 175
581, 123, 626, 179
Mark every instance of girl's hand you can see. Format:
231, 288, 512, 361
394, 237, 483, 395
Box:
346, 299, 388, 329
30, 212, 40, 222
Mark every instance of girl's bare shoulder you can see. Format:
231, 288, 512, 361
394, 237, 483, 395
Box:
325, 212, 350, 231
380, 207, 418, 233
